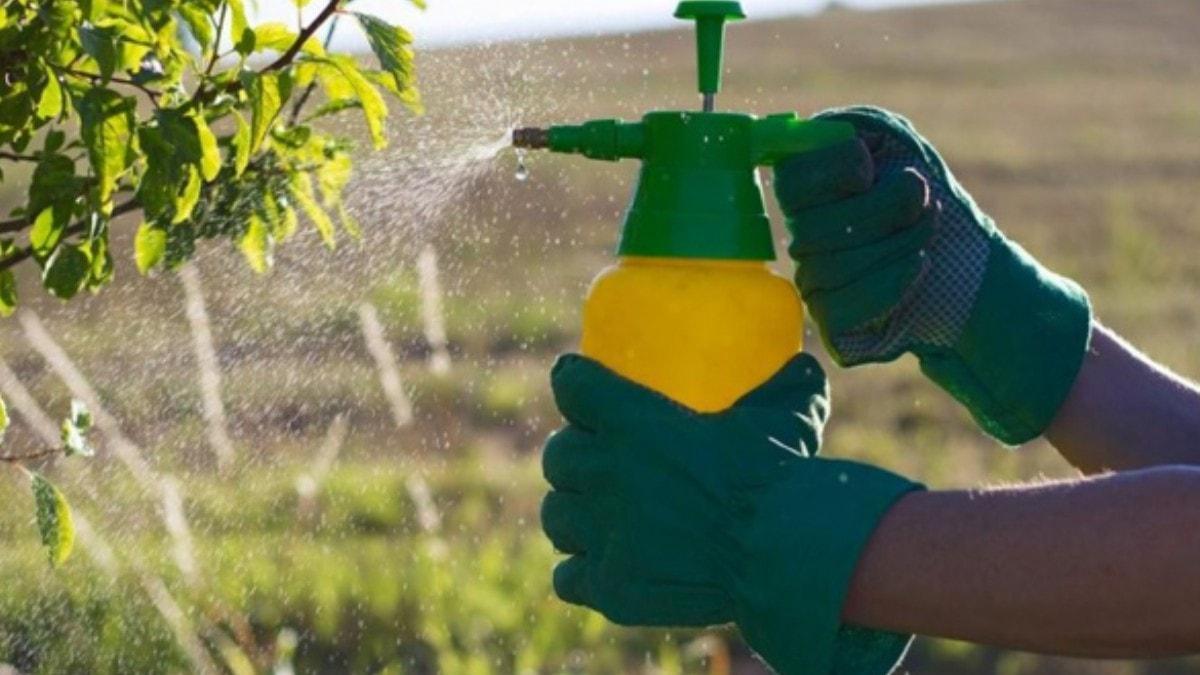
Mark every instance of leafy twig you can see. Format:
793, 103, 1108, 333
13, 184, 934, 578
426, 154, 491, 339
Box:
0, 200, 142, 270
192, 0, 341, 108
0, 183, 121, 235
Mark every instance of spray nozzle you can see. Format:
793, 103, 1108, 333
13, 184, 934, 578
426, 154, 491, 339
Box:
511, 127, 550, 149
510, 120, 646, 161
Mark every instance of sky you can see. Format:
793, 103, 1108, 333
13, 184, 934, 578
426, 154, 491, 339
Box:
254, 0, 975, 49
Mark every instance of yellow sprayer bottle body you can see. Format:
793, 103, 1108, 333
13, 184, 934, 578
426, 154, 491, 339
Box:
580, 256, 803, 413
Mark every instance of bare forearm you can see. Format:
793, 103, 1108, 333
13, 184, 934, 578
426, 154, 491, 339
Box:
1046, 322, 1200, 473
843, 466, 1200, 658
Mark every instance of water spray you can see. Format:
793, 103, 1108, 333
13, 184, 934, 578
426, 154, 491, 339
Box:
512, 1, 855, 411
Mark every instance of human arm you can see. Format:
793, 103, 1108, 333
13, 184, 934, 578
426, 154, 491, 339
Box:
844, 465, 1200, 658
1047, 323, 1200, 472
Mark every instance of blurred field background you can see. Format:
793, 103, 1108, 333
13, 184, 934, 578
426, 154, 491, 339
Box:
2, 0, 1200, 672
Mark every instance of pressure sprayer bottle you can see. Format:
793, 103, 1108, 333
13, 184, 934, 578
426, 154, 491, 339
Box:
513, 1, 853, 412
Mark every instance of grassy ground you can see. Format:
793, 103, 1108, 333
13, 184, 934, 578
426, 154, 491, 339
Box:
3, 0, 1200, 672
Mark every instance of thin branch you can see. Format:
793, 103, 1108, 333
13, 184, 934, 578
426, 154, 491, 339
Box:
0, 216, 28, 234
0, 448, 62, 463
261, 0, 341, 74
0, 193, 134, 236
204, 1, 229, 77
0, 199, 142, 271
288, 14, 342, 125
0, 151, 39, 162
51, 64, 164, 107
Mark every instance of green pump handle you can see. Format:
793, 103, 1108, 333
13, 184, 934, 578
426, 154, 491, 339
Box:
674, 1, 745, 104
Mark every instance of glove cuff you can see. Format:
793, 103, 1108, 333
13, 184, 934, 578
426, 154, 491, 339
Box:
736, 460, 923, 674
918, 233, 1093, 445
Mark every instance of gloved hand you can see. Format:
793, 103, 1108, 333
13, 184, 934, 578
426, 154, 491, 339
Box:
773, 106, 1092, 445
541, 352, 923, 674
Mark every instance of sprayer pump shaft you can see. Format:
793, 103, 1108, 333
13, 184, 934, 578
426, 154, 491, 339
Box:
512, 127, 550, 149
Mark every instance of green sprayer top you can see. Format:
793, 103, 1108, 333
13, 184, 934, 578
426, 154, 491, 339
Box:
511, 1, 854, 260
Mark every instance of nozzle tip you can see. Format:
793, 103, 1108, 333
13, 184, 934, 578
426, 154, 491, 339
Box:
512, 127, 550, 149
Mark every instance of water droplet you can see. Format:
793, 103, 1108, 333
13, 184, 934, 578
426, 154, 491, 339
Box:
514, 149, 529, 182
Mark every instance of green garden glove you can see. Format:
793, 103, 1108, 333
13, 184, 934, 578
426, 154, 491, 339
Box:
773, 106, 1092, 445
541, 352, 924, 675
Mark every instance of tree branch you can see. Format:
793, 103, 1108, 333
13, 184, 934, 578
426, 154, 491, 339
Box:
0, 151, 39, 162
261, 0, 341, 74
204, 1, 229, 77
51, 64, 163, 106
0, 448, 62, 463
0, 199, 142, 271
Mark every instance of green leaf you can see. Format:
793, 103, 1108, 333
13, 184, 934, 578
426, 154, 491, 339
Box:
43, 130, 66, 154
253, 23, 298, 51
235, 30, 256, 57
79, 25, 118, 81
0, 270, 17, 317
61, 401, 94, 458
193, 113, 221, 181
247, 72, 290, 154
85, 236, 113, 290
70, 400, 93, 432
31, 473, 75, 567
173, 165, 202, 224
29, 154, 83, 216
0, 393, 8, 441
303, 97, 362, 123
291, 171, 335, 248
319, 55, 388, 150
42, 245, 91, 300
317, 153, 352, 205
231, 110, 251, 177
134, 222, 166, 273
364, 70, 424, 115
337, 201, 361, 239
354, 13, 415, 94
61, 418, 94, 457
177, 4, 213, 52
37, 69, 63, 120
270, 124, 311, 148
30, 206, 67, 256
80, 0, 108, 23
228, 0, 250, 48
77, 89, 134, 211
238, 212, 271, 274
135, 127, 176, 220
253, 22, 324, 57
